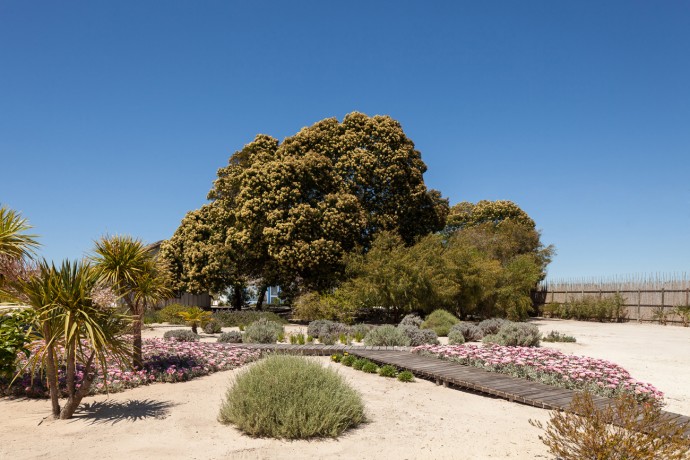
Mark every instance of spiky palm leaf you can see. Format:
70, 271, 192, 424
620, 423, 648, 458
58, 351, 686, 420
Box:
0, 206, 39, 260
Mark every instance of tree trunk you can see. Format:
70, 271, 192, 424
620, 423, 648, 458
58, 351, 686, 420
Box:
231, 285, 243, 311
132, 307, 143, 369
191, 323, 198, 334
59, 353, 95, 420
44, 341, 61, 419
255, 284, 268, 311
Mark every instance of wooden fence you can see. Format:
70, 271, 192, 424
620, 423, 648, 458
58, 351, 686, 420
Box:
535, 274, 690, 323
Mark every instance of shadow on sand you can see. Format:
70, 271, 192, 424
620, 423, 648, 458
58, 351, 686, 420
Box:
72, 399, 177, 425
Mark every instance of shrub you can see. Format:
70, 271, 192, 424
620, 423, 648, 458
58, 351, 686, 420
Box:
331, 353, 343, 363
397, 370, 414, 382
163, 329, 199, 342
530, 392, 690, 460
478, 318, 508, 335
542, 331, 576, 343
0, 309, 34, 379
482, 322, 541, 347
450, 322, 484, 342
159, 304, 190, 324
217, 331, 243, 343
320, 333, 337, 345
143, 309, 162, 325
447, 328, 465, 345
203, 320, 223, 334
177, 307, 213, 334
398, 314, 423, 328
219, 355, 365, 438
421, 309, 459, 337
361, 362, 378, 373
364, 325, 411, 347
398, 325, 439, 346
292, 291, 357, 324
307, 320, 349, 339
243, 318, 284, 344
378, 365, 398, 378
351, 323, 373, 342
543, 294, 628, 322
352, 358, 367, 370
213, 310, 287, 328
341, 355, 355, 366
296, 333, 306, 345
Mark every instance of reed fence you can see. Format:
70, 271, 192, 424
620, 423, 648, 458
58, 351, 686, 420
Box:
535, 273, 690, 323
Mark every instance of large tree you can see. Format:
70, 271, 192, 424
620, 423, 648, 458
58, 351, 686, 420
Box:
162, 112, 448, 299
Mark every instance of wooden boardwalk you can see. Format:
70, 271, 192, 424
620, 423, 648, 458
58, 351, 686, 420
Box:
231, 343, 690, 435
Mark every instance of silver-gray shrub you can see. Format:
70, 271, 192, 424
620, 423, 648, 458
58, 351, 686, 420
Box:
482, 322, 541, 347
364, 325, 411, 347
397, 325, 438, 346
244, 318, 284, 344
478, 318, 508, 335
398, 314, 423, 328
163, 329, 200, 342
307, 320, 349, 339
450, 322, 484, 342
217, 331, 243, 343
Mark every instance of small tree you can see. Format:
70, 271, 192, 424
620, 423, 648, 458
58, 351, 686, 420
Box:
177, 306, 212, 334
17, 260, 131, 419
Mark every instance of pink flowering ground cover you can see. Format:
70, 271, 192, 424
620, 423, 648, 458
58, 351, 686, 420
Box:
413, 344, 663, 404
1, 338, 260, 398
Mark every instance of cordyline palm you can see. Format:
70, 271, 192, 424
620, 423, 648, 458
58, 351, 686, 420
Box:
17, 259, 131, 419
0, 205, 39, 260
177, 306, 212, 334
90, 235, 171, 368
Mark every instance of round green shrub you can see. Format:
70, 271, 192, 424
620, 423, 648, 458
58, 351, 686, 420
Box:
447, 328, 465, 345
203, 320, 223, 334
219, 355, 365, 438
352, 358, 367, 370
163, 329, 199, 342
378, 365, 398, 378
217, 331, 243, 343
331, 353, 343, 363
341, 355, 355, 366
159, 304, 190, 325
243, 318, 284, 344
361, 362, 378, 373
421, 309, 459, 337
364, 325, 411, 347
397, 371, 414, 382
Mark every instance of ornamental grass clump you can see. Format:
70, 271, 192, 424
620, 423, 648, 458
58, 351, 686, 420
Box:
421, 309, 459, 337
364, 325, 411, 347
218, 355, 365, 439
163, 329, 200, 342
243, 318, 283, 344
397, 370, 414, 382
413, 344, 663, 404
217, 331, 243, 343
530, 392, 690, 460
341, 355, 355, 366
378, 365, 398, 378
361, 361, 378, 373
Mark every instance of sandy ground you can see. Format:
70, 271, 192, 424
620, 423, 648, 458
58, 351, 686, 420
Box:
1, 319, 688, 460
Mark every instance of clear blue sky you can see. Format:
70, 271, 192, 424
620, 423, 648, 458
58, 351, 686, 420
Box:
1, 1, 689, 280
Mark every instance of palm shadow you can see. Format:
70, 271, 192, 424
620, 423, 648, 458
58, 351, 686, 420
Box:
72, 399, 177, 425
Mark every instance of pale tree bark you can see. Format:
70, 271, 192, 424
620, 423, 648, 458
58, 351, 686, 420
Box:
44, 342, 61, 419
59, 352, 95, 419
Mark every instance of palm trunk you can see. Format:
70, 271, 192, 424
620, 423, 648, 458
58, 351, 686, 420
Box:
132, 308, 143, 369
44, 342, 61, 419
60, 352, 95, 419
231, 284, 243, 311
255, 284, 268, 311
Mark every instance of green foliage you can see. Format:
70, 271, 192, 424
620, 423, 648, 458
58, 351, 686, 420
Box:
331, 353, 343, 363
163, 329, 200, 342
449, 322, 484, 343
319, 333, 337, 345
212, 310, 288, 328
675, 305, 690, 327
446, 200, 535, 232
421, 309, 459, 337
158, 304, 189, 324
243, 318, 284, 344
543, 294, 627, 322
350, 323, 373, 342
143, 309, 162, 324
0, 205, 39, 260
293, 291, 357, 324
542, 330, 576, 343
397, 325, 439, 346
363, 325, 411, 346
397, 370, 414, 382
530, 392, 690, 460
447, 328, 466, 345
177, 306, 213, 334
217, 331, 243, 343
482, 322, 541, 347
0, 308, 34, 379
340, 354, 355, 366
378, 365, 398, 378
352, 358, 367, 370
361, 362, 378, 373
339, 333, 350, 345
219, 355, 365, 438
203, 320, 223, 334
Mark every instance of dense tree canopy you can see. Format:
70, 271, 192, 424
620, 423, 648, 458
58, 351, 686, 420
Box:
161, 112, 448, 299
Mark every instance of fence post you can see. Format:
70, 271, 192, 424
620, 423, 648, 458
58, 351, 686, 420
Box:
661, 288, 665, 324
637, 290, 641, 323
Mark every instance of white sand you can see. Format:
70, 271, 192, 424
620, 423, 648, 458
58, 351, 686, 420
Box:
1, 319, 688, 460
